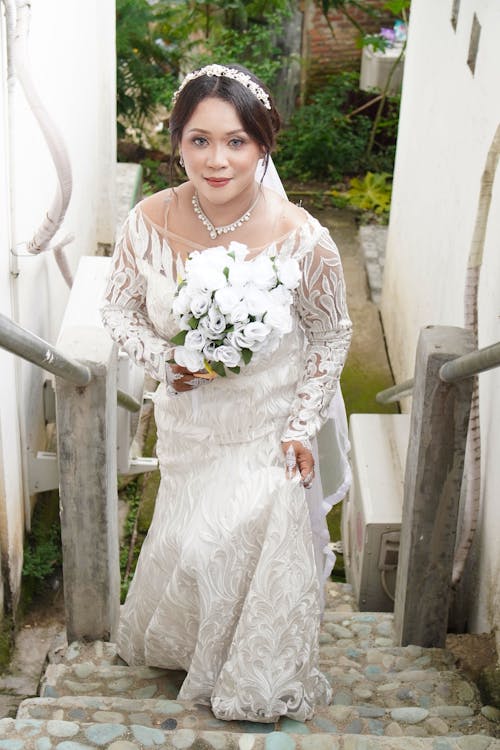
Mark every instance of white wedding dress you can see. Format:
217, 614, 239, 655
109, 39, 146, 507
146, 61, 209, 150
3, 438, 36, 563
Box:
101, 196, 352, 722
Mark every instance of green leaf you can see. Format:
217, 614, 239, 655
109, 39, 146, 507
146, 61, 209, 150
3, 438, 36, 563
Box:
211, 361, 227, 377
241, 348, 253, 365
383, 0, 410, 16
345, 172, 392, 215
188, 317, 198, 330
228, 366, 241, 374
171, 330, 187, 346
223, 266, 230, 279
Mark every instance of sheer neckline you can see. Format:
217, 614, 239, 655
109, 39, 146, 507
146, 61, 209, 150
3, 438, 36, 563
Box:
134, 195, 316, 259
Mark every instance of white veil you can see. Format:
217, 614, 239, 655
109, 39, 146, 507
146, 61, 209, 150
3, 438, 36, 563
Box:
256, 156, 351, 612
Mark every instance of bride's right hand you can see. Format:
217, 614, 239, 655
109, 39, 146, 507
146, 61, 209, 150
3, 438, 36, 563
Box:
166, 363, 211, 393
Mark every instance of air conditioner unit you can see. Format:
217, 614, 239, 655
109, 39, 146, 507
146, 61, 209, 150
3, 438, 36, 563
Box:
342, 413, 410, 611
360, 45, 404, 96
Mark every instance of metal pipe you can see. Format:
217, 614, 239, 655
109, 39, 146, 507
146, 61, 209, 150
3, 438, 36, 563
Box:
0, 312, 91, 387
0, 313, 141, 412
13, 1, 73, 257
375, 339, 500, 403
376, 377, 414, 404
117, 389, 141, 413
440, 340, 500, 384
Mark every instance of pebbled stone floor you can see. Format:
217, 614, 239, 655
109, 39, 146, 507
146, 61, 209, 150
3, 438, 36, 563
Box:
8, 583, 500, 747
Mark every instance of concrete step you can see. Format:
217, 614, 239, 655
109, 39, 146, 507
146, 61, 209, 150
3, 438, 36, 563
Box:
16, 694, 498, 739
319, 644, 456, 672
40, 663, 185, 700
53, 637, 457, 675
1, 717, 498, 749
41, 661, 480, 711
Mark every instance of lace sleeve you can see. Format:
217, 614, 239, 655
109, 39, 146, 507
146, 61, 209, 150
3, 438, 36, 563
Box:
281, 227, 352, 446
100, 208, 173, 383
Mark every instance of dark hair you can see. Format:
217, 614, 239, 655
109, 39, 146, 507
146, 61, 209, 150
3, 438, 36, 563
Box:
169, 64, 281, 180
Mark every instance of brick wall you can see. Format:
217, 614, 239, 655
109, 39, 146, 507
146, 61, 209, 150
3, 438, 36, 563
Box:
303, 0, 395, 95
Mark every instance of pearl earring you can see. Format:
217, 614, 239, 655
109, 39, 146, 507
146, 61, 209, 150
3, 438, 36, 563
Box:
179, 154, 184, 168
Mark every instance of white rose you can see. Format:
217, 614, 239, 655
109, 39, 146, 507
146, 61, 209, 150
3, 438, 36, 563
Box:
189, 291, 211, 318
269, 284, 293, 306
173, 346, 204, 372
187, 266, 227, 293
172, 285, 191, 316
225, 330, 241, 351
177, 313, 193, 331
199, 305, 227, 339
213, 345, 241, 368
233, 321, 271, 350
243, 284, 269, 317
199, 246, 233, 271
203, 340, 217, 360
228, 261, 254, 287
264, 304, 293, 335
184, 329, 207, 351
226, 301, 250, 325
275, 257, 301, 289
248, 255, 277, 290
227, 241, 249, 262
214, 285, 244, 315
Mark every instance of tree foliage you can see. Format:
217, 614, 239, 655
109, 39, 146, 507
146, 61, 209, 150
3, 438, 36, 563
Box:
116, 0, 290, 139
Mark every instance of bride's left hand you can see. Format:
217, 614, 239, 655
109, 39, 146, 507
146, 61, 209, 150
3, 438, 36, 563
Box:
281, 440, 315, 489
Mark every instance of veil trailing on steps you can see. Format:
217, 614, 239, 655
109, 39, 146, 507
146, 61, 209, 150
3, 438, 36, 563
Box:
256, 157, 351, 613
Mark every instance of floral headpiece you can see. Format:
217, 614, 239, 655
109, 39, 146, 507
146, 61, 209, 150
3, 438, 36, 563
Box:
171, 64, 272, 111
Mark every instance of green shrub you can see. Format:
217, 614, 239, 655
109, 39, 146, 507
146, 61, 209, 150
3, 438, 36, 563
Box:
275, 74, 372, 181
276, 73, 400, 181
22, 523, 62, 582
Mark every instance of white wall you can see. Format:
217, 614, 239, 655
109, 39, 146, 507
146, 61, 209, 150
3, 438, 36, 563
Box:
381, 0, 500, 649
0, 0, 116, 609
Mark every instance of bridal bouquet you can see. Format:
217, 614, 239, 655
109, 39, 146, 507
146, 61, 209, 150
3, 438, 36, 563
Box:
170, 242, 301, 377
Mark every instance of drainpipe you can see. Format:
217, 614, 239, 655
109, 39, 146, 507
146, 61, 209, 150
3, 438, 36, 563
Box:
452, 122, 500, 586
8, 0, 74, 287
1, 0, 75, 537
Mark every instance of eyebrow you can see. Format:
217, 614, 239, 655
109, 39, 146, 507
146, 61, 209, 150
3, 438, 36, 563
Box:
186, 128, 246, 135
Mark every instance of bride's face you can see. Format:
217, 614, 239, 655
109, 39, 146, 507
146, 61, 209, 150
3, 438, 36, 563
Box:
180, 96, 263, 208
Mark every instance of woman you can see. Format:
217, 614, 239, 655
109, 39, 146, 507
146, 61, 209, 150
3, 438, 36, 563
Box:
101, 64, 352, 722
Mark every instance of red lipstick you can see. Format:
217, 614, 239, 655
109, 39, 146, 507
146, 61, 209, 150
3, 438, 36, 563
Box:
205, 178, 231, 188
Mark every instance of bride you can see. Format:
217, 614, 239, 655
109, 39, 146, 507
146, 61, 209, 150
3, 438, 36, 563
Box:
101, 64, 352, 722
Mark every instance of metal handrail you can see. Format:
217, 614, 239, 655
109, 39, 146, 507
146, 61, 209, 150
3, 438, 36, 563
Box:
440, 340, 500, 382
377, 339, 500, 404
117, 389, 141, 413
376, 378, 414, 405
0, 312, 140, 411
0, 311, 91, 386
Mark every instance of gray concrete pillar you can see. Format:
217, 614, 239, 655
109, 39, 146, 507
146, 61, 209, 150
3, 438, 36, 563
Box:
394, 326, 475, 648
55, 326, 119, 642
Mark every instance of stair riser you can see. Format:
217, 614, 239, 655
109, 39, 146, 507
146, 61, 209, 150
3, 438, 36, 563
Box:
4, 718, 500, 748
16, 697, 496, 739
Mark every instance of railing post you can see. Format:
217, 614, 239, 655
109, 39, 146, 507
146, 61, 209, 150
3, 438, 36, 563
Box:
394, 325, 475, 647
55, 326, 120, 643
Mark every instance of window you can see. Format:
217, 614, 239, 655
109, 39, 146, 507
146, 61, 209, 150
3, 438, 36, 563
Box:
467, 13, 481, 74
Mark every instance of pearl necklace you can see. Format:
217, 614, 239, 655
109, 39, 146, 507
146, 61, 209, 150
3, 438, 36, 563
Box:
192, 190, 260, 240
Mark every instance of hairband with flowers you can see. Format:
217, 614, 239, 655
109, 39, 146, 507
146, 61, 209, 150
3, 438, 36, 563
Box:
171, 64, 272, 111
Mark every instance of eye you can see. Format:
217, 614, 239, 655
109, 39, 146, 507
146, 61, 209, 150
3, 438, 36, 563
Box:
192, 136, 208, 147
229, 137, 245, 148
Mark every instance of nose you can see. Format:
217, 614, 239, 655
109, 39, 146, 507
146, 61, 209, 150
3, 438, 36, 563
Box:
206, 143, 228, 169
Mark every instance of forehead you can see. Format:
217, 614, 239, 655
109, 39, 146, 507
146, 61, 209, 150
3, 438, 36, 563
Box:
183, 96, 245, 133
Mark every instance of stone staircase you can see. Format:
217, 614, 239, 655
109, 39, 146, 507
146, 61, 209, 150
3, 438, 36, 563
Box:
0, 583, 498, 749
